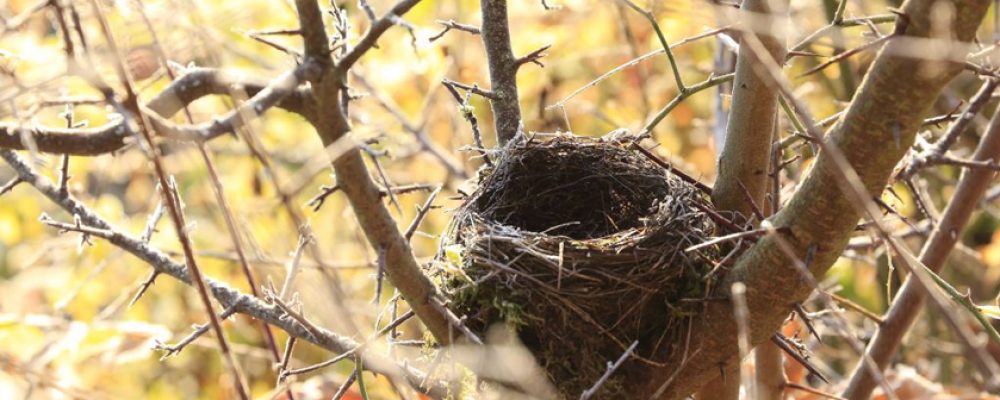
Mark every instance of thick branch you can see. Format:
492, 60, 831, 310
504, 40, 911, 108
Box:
711, 2, 789, 398
292, 0, 455, 344
640, 0, 989, 398
842, 76, 1000, 398
713, 0, 787, 218
0, 68, 314, 155
480, 0, 523, 145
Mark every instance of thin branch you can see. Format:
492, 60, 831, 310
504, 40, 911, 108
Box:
515, 44, 551, 68
0, 67, 315, 155
900, 77, 1000, 179
0, 176, 23, 196
769, 333, 828, 384
428, 19, 481, 42
547, 26, 730, 110
844, 84, 1000, 398
154, 305, 240, 358
642, 73, 734, 135
443, 80, 493, 167
1, 145, 445, 396
579, 340, 638, 400
404, 187, 441, 241
631, 141, 713, 194
616, 0, 685, 91
89, 0, 250, 394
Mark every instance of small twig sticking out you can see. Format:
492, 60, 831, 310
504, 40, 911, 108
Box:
57, 105, 80, 198
784, 383, 846, 400
247, 28, 302, 36
798, 33, 896, 78
0, 176, 23, 196
685, 228, 769, 253
308, 182, 435, 211
616, 0, 684, 92
515, 44, 552, 68
154, 304, 241, 358
428, 19, 481, 42
372, 247, 387, 306
280, 310, 415, 382
245, 31, 304, 59
129, 271, 160, 308
364, 147, 403, 215
39, 213, 107, 249
276, 332, 297, 385
442, 78, 496, 100
736, 180, 765, 222
579, 340, 638, 400
275, 232, 310, 384
641, 73, 734, 135
793, 304, 821, 343
140, 201, 164, 243
332, 371, 359, 400
828, 292, 884, 325
443, 80, 494, 167
769, 333, 829, 384
404, 187, 442, 241
630, 142, 713, 194
358, 0, 377, 22
279, 232, 312, 301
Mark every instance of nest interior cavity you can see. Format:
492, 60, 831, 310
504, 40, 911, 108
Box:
441, 133, 721, 398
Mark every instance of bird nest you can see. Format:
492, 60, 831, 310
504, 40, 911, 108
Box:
438, 133, 722, 398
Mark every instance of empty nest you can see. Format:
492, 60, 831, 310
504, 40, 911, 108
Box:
439, 133, 722, 398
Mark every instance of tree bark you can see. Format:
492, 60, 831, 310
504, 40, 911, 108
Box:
639, 0, 989, 398
711, 0, 789, 398
713, 0, 787, 218
292, 0, 458, 345
481, 0, 523, 145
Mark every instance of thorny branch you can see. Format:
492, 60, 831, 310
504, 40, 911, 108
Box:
0, 67, 316, 155
0, 147, 447, 398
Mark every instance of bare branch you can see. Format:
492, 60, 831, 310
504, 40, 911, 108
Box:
0, 67, 315, 155
429, 19, 481, 42
480, 0, 524, 145
293, 0, 456, 344
843, 80, 1000, 398
641, 0, 990, 396
0, 147, 446, 397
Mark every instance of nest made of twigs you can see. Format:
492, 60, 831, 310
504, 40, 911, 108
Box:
438, 133, 722, 398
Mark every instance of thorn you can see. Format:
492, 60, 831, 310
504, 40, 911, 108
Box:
515, 44, 552, 68
129, 271, 160, 308
0, 176, 24, 196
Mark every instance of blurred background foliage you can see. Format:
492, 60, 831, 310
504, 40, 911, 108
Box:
1, 0, 999, 398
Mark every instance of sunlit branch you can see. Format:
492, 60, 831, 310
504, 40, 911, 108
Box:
0, 67, 315, 155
